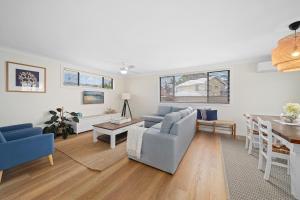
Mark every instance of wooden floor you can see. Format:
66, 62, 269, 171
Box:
0, 132, 228, 200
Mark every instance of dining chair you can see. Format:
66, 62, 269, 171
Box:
257, 117, 290, 180
244, 114, 259, 155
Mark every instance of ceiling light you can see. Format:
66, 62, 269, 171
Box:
120, 67, 128, 74
272, 21, 300, 72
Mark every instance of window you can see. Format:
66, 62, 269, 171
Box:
160, 70, 230, 104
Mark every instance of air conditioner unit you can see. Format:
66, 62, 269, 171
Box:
256, 61, 278, 73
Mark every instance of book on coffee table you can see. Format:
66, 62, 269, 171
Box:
110, 117, 131, 124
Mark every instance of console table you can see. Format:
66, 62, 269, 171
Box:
69, 113, 121, 134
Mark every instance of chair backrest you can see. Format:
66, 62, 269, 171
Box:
244, 114, 255, 136
257, 117, 273, 152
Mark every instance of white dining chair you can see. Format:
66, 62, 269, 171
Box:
257, 117, 290, 180
244, 114, 259, 155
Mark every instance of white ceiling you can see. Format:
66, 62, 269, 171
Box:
0, 0, 299, 73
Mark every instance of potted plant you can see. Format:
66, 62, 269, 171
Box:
281, 103, 300, 123
43, 107, 79, 139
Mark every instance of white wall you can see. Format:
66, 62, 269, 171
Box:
125, 59, 300, 136
0, 48, 125, 127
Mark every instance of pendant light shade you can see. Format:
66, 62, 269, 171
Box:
272, 21, 300, 72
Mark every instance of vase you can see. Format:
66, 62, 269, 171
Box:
281, 114, 297, 123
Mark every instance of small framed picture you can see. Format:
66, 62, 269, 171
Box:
79, 72, 103, 88
63, 68, 79, 86
103, 77, 113, 89
6, 61, 46, 93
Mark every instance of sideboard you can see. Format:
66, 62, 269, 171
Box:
69, 113, 121, 134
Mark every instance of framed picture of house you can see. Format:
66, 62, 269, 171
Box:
103, 77, 113, 89
6, 61, 46, 93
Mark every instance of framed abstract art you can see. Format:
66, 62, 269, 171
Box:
6, 62, 46, 93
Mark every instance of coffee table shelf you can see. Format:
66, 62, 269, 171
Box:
92, 119, 144, 149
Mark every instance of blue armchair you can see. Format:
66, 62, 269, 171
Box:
0, 123, 55, 183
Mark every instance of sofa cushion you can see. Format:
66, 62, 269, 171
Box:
151, 123, 162, 130
143, 115, 164, 123
0, 131, 7, 143
179, 109, 189, 118
186, 107, 193, 113
160, 112, 181, 134
171, 107, 185, 112
206, 110, 218, 121
157, 106, 172, 116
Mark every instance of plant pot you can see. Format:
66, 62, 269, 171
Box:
57, 127, 63, 135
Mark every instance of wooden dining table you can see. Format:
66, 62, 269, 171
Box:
251, 115, 300, 199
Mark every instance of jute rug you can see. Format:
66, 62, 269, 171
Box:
220, 135, 295, 200
56, 133, 127, 171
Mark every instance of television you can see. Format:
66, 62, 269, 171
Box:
83, 91, 104, 104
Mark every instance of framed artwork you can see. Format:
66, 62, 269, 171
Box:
83, 91, 104, 104
79, 72, 103, 88
6, 61, 46, 93
103, 77, 113, 89
63, 68, 79, 86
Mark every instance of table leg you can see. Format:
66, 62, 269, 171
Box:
111, 135, 116, 149
93, 129, 98, 143
291, 144, 300, 199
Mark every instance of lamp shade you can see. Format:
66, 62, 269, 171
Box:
121, 93, 131, 100
272, 32, 300, 72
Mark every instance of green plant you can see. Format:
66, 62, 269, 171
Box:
43, 107, 79, 139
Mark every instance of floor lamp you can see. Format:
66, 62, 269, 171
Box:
121, 93, 132, 119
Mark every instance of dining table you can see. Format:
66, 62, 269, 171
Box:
251, 115, 300, 199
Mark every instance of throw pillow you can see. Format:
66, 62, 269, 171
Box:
157, 105, 172, 116
206, 110, 218, 121
160, 112, 181, 134
187, 107, 193, 113
179, 109, 189, 118
171, 106, 185, 112
201, 109, 207, 120
197, 109, 202, 119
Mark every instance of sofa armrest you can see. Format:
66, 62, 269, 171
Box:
0, 133, 54, 170
0, 123, 33, 132
2, 127, 43, 141
141, 131, 177, 172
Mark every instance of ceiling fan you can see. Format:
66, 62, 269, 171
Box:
120, 64, 136, 75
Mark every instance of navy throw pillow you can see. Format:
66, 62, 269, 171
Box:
206, 110, 218, 121
197, 109, 202, 119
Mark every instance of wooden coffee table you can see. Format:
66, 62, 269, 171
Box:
92, 119, 144, 149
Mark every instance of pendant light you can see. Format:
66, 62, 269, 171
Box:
272, 21, 300, 72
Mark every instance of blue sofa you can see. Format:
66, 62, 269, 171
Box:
0, 123, 55, 183
131, 107, 196, 174
143, 105, 186, 128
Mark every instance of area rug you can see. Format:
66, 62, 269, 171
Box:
56, 133, 127, 171
220, 136, 295, 200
